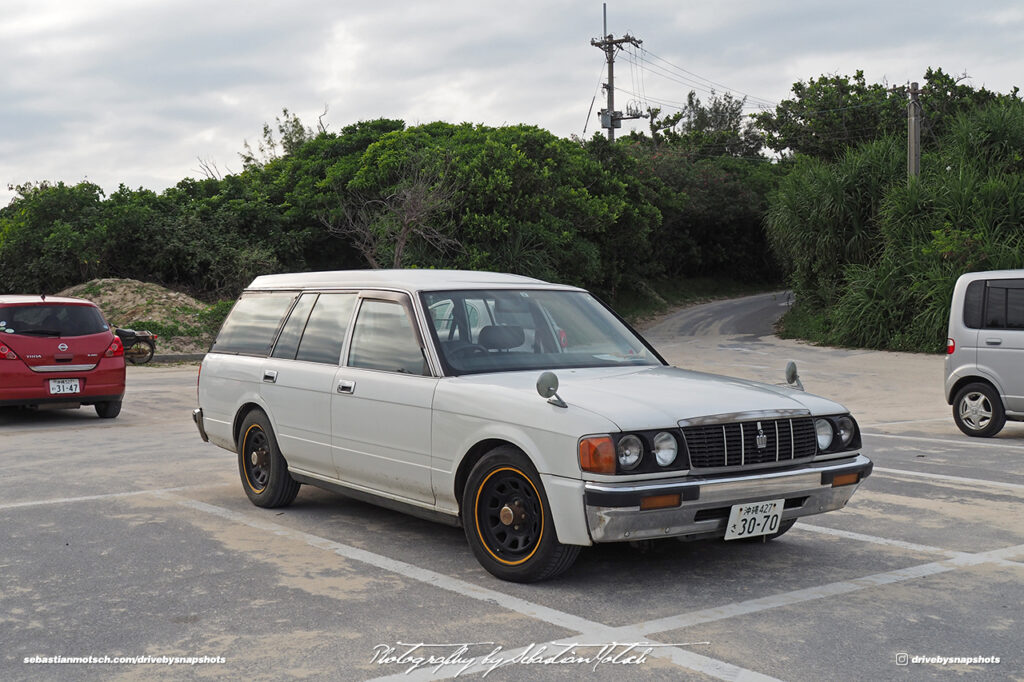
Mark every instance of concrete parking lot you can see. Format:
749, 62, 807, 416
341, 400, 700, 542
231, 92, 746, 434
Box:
2, 292, 1021, 681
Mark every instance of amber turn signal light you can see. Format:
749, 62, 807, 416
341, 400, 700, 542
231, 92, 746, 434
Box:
831, 472, 860, 487
640, 493, 681, 511
579, 437, 616, 474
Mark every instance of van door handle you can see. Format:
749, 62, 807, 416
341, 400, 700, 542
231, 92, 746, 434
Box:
263, 370, 278, 383
985, 338, 1003, 346
337, 379, 356, 394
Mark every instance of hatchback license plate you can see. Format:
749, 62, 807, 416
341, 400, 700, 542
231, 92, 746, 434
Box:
724, 498, 784, 540
49, 378, 80, 395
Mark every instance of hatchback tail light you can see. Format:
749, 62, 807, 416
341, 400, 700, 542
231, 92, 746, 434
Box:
0, 344, 17, 360
105, 336, 124, 357
947, 338, 955, 355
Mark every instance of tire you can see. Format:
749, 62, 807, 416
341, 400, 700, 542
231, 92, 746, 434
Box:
94, 401, 122, 419
238, 410, 300, 508
953, 382, 1006, 437
462, 446, 579, 582
739, 518, 796, 543
127, 339, 155, 365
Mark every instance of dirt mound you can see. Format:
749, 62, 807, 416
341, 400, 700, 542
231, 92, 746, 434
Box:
58, 278, 217, 355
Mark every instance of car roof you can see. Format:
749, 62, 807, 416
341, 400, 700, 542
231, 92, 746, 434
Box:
0, 295, 98, 306
246, 269, 583, 293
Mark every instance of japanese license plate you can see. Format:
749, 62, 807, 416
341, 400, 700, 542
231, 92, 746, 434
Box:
724, 498, 784, 540
49, 378, 80, 395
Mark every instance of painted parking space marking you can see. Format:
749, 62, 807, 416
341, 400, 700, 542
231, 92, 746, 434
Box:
872, 465, 1024, 491
863, 431, 1024, 452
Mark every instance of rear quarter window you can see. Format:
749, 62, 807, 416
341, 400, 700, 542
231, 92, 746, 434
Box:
212, 292, 296, 355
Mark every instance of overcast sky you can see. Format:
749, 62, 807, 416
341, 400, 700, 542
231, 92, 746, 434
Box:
3, 1, 1023, 207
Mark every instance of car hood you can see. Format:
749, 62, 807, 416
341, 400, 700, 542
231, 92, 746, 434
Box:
450, 365, 848, 431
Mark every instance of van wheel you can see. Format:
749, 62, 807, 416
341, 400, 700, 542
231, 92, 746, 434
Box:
953, 383, 1005, 437
462, 446, 579, 582
238, 411, 300, 507
95, 401, 121, 419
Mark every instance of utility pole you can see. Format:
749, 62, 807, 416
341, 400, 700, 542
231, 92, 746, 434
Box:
591, 4, 644, 141
907, 81, 922, 180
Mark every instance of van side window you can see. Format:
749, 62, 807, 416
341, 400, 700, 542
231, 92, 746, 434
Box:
963, 280, 985, 329
271, 293, 318, 359
1007, 287, 1024, 329
295, 293, 357, 365
349, 300, 428, 375
981, 279, 1024, 329
213, 292, 296, 355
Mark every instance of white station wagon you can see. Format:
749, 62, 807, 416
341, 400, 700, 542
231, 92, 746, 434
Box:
193, 270, 872, 582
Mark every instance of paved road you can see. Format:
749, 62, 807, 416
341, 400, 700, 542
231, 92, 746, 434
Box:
2, 295, 1021, 681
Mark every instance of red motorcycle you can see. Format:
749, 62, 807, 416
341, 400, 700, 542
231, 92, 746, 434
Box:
114, 328, 158, 364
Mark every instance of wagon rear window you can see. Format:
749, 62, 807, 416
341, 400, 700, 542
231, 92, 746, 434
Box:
212, 292, 296, 355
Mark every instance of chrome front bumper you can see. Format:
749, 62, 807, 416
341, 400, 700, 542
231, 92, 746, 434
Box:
584, 454, 872, 543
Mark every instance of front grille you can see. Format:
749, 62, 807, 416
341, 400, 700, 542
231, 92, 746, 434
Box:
682, 417, 817, 470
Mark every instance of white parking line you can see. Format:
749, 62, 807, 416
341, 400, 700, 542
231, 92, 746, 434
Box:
160, 493, 777, 682
0, 485, 220, 511
873, 466, 1024, 492
863, 431, 1024, 451
859, 417, 951, 428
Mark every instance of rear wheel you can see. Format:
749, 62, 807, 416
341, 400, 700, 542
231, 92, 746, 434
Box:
238, 410, 300, 507
953, 382, 1005, 437
462, 446, 579, 582
94, 401, 122, 419
127, 339, 155, 365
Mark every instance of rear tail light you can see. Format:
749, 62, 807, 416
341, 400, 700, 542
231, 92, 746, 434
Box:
0, 344, 17, 360
947, 338, 955, 355
105, 336, 124, 357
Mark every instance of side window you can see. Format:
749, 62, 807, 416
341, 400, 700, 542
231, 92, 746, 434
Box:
271, 293, 318, 359
1007, 287, 1024, 329
349, 299, 427, 375
963, 280, 985, 329
213, 292, 296, 355
295, 293, 357, 365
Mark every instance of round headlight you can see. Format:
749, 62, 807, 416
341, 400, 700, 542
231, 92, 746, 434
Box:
814, 418, 834, 450
653, 431, 678, 466
836, 416, 855, 447
616, 434, 644, 470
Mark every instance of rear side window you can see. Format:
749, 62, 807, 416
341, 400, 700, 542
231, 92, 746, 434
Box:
963, 281, 985, 329
349, 299, 427, 375
294, 293, 357, 365
213, 292, 296, 355
271, 293, 318, 359
0, 304, 108, 337
980, 279, 1024, 330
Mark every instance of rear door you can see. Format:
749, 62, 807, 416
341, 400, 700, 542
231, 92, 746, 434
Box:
978, 278, 1024, 412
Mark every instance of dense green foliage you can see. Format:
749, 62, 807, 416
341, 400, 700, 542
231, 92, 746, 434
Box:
1, 107, 779, 303
769, 99, 1024, 352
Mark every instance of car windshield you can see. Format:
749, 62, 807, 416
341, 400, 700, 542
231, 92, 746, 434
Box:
422, 289, 661, 375
0, 304, 109, 337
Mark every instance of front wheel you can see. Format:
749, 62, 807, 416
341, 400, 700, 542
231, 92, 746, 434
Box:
238, 410, 300, 508
953, 382, 1005, 437
462, 446, 579, 582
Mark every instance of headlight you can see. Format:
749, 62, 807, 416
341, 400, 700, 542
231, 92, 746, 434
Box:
836, 416, 855, 446
653, 432, 678, 466
814, 418, 834, 450
616, 434, 643, 470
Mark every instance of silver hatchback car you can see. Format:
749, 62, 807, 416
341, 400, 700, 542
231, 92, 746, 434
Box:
945, 270, 1024, 437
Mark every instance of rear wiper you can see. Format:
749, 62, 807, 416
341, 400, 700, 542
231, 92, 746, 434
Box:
15, 329, 62, 337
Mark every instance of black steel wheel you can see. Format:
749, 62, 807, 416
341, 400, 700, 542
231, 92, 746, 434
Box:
462, 446, 579, 582
238, 410, 300, 508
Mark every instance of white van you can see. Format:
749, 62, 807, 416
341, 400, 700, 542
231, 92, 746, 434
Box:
945, 269, 1024, 436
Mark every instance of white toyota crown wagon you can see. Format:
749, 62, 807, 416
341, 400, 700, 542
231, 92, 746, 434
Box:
193, 270, 872, 581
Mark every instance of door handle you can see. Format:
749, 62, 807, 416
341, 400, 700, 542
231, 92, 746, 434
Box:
337, 379, 356, 394
263, 370, 278, 383
985, 338, 1003, 346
